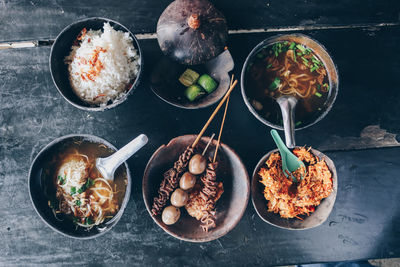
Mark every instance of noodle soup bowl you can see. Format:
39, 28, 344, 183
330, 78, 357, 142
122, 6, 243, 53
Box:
143, 135, 250, 242
241, 34, 339, 130
28, 134, 132, 239
50, 17, 143, 111
251, 147, 338, 230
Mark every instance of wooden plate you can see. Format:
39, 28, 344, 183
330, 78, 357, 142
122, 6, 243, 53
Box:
251, 148, 338, 230
150, 50, 234, 109
142, 135, 249, 242
28, 134, 131, 239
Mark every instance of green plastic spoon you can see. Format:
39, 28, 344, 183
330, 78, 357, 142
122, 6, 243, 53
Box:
270, 129, 306, 182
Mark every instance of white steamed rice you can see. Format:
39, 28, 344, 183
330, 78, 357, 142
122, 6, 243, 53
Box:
65, 22, 140, 106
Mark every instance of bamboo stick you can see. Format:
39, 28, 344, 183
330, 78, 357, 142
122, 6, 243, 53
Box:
191, 78, 237, 148
213, 76, 233, 162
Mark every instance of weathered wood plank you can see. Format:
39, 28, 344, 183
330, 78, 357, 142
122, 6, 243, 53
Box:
0, 0, 399, 41
1, 18, 400, 267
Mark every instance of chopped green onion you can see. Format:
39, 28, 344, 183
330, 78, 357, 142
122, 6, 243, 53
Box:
274, 50, 278, 57
315, 92, 322, 97
310, 66, 318, 72
77, 178, 94, 194
296, 44, 306, 53
297, 52, 303, 56
70, 187, 76, 195
305, 48, 312, 54
318, 108, 322, 111
295, 121, 302, 126
75, 200, 81, 206
311, 56, 322, 66
266, 63, 273, 69
293, 51, 297, 62
317, 84, 321, 90
57, 175, 65, 185
323, 83, 330, 91
301, 57, 308, 66
289, 42, 296, 50
73, 217, 79, 223
85, 217, 93, 225
269, 77, 281, 91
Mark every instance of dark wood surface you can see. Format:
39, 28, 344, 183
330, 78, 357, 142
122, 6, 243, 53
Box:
1, 0, 400, 266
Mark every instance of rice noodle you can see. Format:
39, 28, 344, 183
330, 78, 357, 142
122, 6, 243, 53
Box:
251, 43, 328, 102
50, 155, 119, 229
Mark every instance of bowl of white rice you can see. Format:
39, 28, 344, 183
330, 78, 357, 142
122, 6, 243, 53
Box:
50, 17, 143, 111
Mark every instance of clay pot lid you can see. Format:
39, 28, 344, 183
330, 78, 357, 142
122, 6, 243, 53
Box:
157, 0, 228, 65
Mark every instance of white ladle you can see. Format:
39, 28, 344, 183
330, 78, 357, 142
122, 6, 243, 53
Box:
96, 134, 148, 180
276, 96, 298, 149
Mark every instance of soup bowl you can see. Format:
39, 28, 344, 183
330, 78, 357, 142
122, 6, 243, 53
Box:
251, 147, 338, 230
142, 135, 250, 242
50, 17, 143, 111
241, 33, 339, 130
28, 134, 132, 239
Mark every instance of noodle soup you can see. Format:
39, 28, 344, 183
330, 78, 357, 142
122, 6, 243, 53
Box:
244, 41, 331, 127
43, 139, 127, 230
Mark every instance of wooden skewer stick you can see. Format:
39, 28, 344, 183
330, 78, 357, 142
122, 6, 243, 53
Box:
202, 133, 215, 156
213, 75, 234, 162
191, 78, 238, 148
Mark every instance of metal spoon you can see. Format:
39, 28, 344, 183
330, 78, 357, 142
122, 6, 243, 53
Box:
96, 134, 148, 181
270, 129, 305, 182
276, 95, 297, 148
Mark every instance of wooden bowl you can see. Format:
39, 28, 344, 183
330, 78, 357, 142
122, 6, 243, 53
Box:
28, 134, 131, 239
50, 17, 143, 111
251, 148, 338, 230
150, 50, 234, 109
142, 135, 249, 242
241, 33, 339, 130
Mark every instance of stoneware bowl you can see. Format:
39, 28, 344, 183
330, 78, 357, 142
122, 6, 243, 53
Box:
251, 148, 338, 230
241, 33, 339, 130
143, 135, 249, 242
50, 17, 143, 111
28, 134, 132, 239
150, 50, 234, 109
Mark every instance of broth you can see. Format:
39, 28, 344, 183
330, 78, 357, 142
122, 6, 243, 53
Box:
43, 139, 127, 229
245, 41, 331, 127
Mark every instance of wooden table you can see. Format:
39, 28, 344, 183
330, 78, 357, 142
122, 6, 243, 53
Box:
1, 0, 399, 266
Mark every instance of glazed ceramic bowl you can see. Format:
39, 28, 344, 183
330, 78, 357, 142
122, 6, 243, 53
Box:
143, 135, 249, 242
251, 147, 338, 230
28, 134, 131, 239
50, 17, 143, 111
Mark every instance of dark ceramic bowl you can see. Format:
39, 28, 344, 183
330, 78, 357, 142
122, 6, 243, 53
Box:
28, 134, 132, 239
150, 50, 234, 109
143, 135, 249, 242
50, 17, 143, 111
251, 148, 338, 230
241, 34, 339, 130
